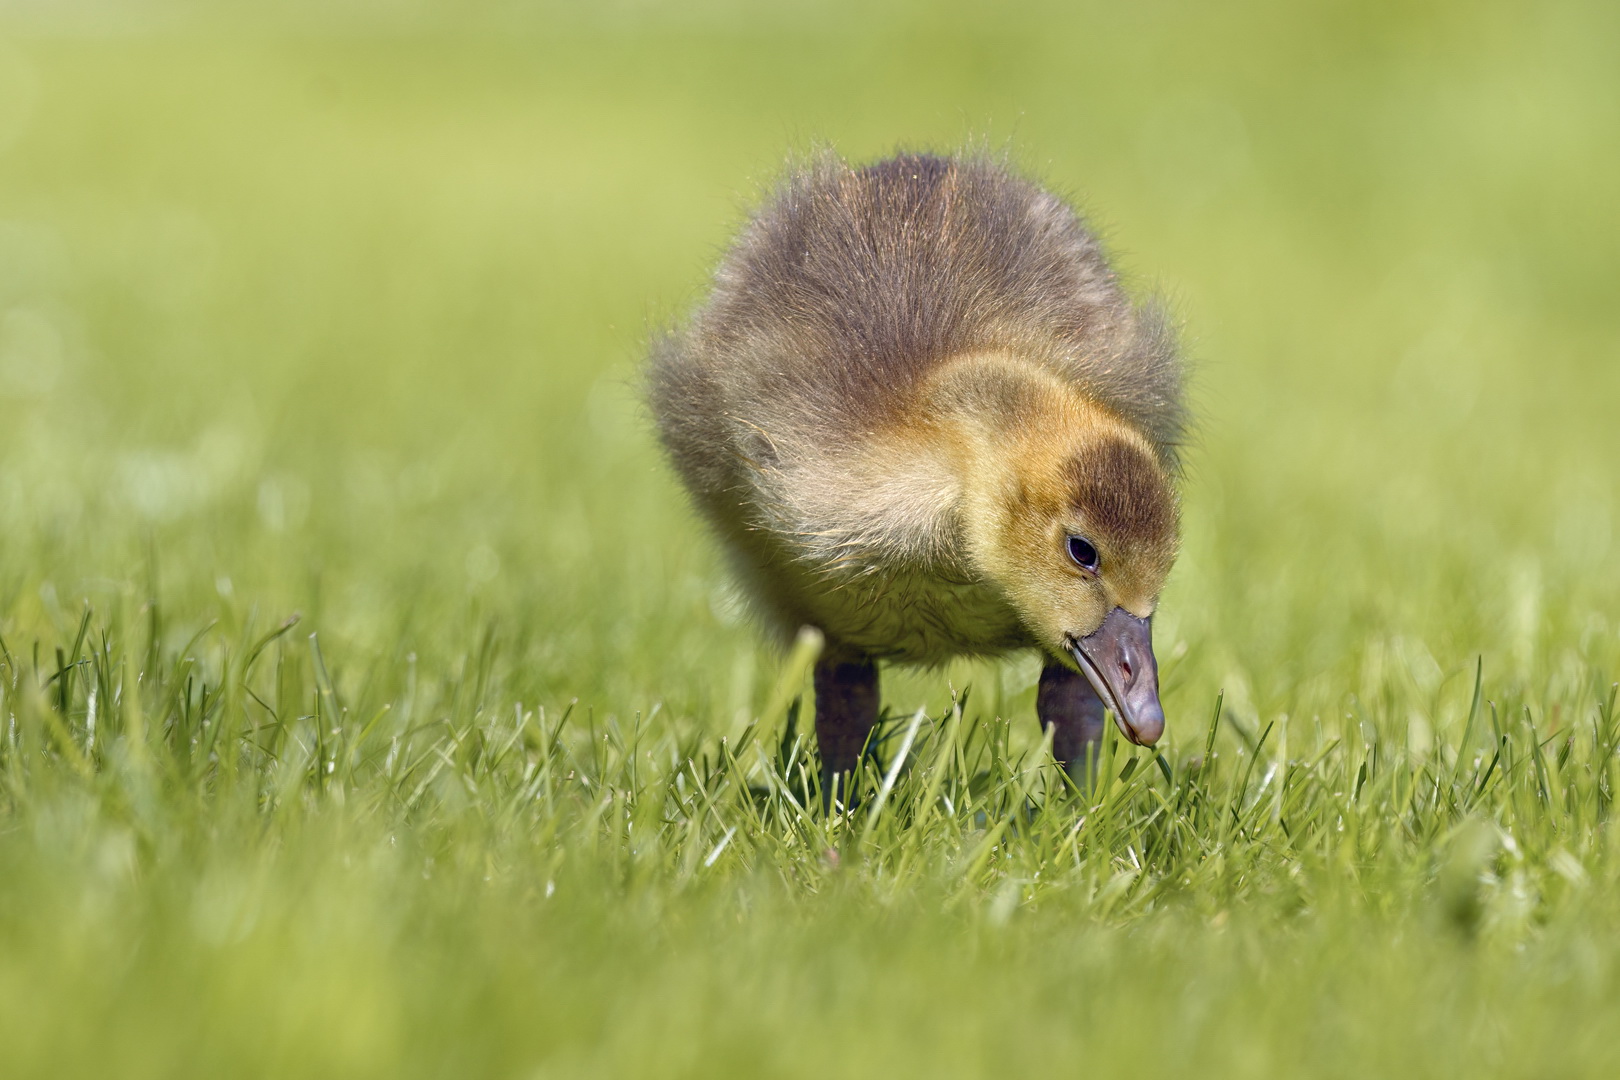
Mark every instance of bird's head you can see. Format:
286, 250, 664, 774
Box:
958, 396, 1179, 746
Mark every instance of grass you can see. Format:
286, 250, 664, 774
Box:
1, 1, 1619, 1076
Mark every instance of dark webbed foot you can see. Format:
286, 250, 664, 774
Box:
1038, 662, 1108, 782
813, 654, 879, 806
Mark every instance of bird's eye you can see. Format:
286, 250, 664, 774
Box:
1066, 535, 1100, 573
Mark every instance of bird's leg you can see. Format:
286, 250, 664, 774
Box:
813, 653, 880, 808
1038, 661, 1108, 785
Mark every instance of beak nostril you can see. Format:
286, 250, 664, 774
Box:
1121, 660, 1132, 680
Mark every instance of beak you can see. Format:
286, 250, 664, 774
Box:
1067, 607, 1165, 746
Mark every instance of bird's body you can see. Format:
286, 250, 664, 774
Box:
651, 151, 1186, 785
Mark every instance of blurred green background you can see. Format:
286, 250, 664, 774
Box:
4, 0, 1616, 730
3, 0, 1617, 721
1, 1, 1618, 1076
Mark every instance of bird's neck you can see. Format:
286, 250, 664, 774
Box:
923, 350, 1117, 504
777, 351, 1122, 578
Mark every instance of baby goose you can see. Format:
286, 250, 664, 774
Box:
650, 151, 1185, 786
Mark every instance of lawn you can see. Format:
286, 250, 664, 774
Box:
1, 1, 1618, 1076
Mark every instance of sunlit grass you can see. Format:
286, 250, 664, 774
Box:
5, 601, 1620, 1077
1, 1, 1618, 1076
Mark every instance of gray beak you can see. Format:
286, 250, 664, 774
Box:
1067, 607, 1165, 746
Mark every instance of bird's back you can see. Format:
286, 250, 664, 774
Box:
652, 151, 1182, 477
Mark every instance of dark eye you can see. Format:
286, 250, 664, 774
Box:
1066, 535, 1100, 573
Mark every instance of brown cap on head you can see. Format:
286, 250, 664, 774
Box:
1065, 437, 1178, 553
1064, 435, 1180, 608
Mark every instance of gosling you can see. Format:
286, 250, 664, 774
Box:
649, 151, 1185, 789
